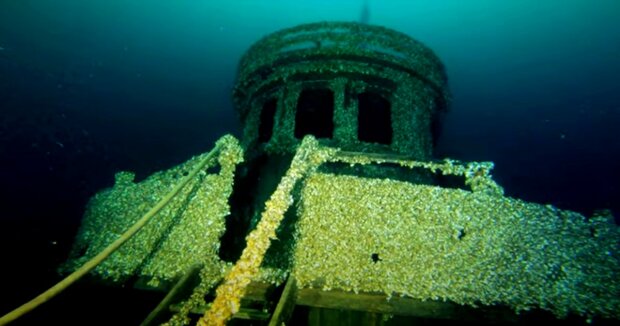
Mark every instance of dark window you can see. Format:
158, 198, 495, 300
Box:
358, 92, 392, 145
259, 98, 277, 142
294, 88, 334, 139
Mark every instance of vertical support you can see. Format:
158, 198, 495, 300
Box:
242, 97, 264, 150
409, 80, 434, 160
268, 276, 298, 326
275, 83, 302, 152
391, 76, 416, 155
331, 77, 355, 146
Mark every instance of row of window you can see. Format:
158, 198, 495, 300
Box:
258, 88, 393, 145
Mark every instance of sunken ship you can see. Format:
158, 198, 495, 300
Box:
3, 22, 619, 326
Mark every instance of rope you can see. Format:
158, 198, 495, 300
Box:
198, 136, 335, 326
0, 143, 222, 325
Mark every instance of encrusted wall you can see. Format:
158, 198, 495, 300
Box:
293, 172, 620, 320
61, 136, 244, 286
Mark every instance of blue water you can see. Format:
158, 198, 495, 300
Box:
1, 0, 619, 324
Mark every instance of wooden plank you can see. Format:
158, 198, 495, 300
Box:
309, 308, 384, 326
268, 277, 298, 326
296, 288, 517, 323
169, 303, 270, 320
140, 264, 203, 326
244, 280, 276, 302
165, 280, 277, 321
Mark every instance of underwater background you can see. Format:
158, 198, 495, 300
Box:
0, 0, 619, 324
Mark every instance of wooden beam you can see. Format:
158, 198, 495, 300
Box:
244, 280, 276, 302
140, 264, 203, 326
308, 308, 384, 326
296, 288, 517, 323
268, 276, 298, 326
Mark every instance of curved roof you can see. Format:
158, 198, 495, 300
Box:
233, 22, 450, 117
